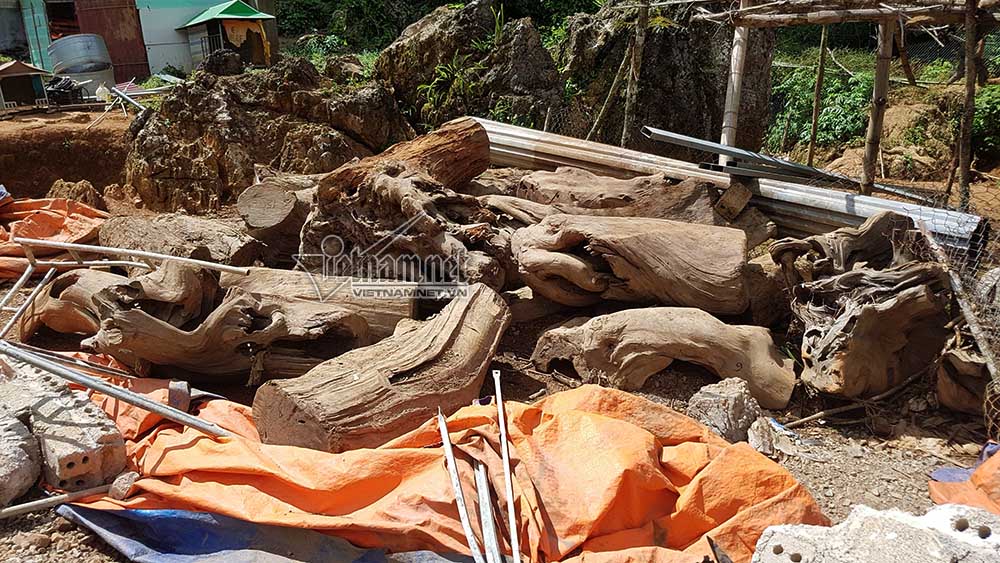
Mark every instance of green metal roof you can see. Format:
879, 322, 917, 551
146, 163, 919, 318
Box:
176, 0, 274, 30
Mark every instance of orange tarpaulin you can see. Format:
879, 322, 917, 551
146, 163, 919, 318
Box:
76, 379, 828, 563
0, 197, 109, 277
929, 453, 1000, 514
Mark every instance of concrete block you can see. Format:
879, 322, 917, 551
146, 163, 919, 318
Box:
686, 378, 762, 442
0, 406, 40, 506
752, 504, 1000, 563
0, 357, 126, 491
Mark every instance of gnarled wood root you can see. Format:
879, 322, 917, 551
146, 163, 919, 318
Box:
531, 307, 795, 409
82, 288, 370, 382
252, 283, 510, 452
769, 211, 915, 287
510, 214, 749, 315
793, 262, 950, 397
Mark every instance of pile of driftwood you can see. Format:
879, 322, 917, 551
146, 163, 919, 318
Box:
22, 118, 974, 452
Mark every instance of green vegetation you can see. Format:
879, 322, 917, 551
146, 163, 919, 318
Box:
919, 59, 955, 83
974, 84, 1000, 158
138, 75, 172, 90
765, 65, 874, 152
357, 50, 379, 80
417, 53, 484, 115
472, 4, 507, 54
277, 0, 451, 51
284, 34, 348, 67
0, 54, 11, 64
488, 98, 534, 128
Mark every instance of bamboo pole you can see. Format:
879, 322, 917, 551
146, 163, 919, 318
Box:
587, 42, 632, 141
861, 19, 895, 195
719, 0, 750, 164
715, 7, 983, 27
621, 3, 650, 148
807, 26, 829, 167
959, 0, 978, 211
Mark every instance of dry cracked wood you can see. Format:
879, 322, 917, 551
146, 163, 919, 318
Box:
219, 266, 416, 339
769, 211, 915, 287
100, 214, 263, 275
484, 169, 776, 247
83, 287, 370, 382
510, 214, 749, 315
793, 261, 950, 397
237, 173, 322, 266
19, 269, 128, 340
300, 118, 503, 289
531, 308, 795, 409
252, 283, 510, 452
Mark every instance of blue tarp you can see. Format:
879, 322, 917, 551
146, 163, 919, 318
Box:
57, 505, 474, 563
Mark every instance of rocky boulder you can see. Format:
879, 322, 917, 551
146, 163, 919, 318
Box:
125, 58, 414, 212
198, 49, 244, 76
46, 179, 105, 210
552, 2, 775, 154
374, 0, 497, 111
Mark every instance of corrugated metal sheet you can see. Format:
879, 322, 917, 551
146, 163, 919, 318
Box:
75, 0, 150, 82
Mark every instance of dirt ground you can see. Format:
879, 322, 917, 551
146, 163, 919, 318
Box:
0, 111, 130, 198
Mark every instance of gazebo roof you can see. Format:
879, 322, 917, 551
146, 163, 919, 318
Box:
176, 0, 275, 30
0, 60, 51, 79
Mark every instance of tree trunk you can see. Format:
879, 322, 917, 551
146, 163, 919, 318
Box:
861, 19, 895, 195
99, 214, 263, 273
531, 307, 796, 409
238, 174, 321, 266
959, 0, 979, 211
510, 215, 749, 314
300, 117, 503, 288
252, 283, 510, 452
219, 266, 416, 340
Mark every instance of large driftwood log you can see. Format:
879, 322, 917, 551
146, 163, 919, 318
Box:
485, 168, 776, 247
793, 262, 950, 397
510, 214, 749, 315
238, 174, 321, 266
252, 283, 510, 452
19, 269, 128, 339
769, 211, 915, 287
531, 308, 796, 409
99, 214, 263, 273
83, 287, 370, 382
218, 267, 416, 339
299, 118, 505, 289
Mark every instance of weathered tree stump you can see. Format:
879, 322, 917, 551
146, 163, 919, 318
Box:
510, 214, 749, 314
253, 283, 510, 452
531, 307, 795, 409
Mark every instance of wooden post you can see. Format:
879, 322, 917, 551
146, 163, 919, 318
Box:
959, 0, 978, 211
807, 25, 829, 167
621, 3, 650, 148
861, 19, 896, 195
587, 43, 632, 141
895, 21, 918, 86
719, 0, 749, 165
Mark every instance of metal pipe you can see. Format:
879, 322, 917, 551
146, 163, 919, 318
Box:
8, 340, 133, 378
0, 485, 110, 520
492, 370, 522, 563
0, 264, 35, 312
0, 268, 56, 337
110, 86, 145, 111
0, 343, 231, 438
14, 238, 251, 275
32, 260, 152, 270
436, 409, 485, 563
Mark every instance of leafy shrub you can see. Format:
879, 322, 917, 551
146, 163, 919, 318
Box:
919, 59, 955, 83
0, 54, 11, 64
765, 66, 874, 152
974, 84, 1000, 158
278, 0, 451, 51
417, 53, 484, 115
284, 34, 348, 67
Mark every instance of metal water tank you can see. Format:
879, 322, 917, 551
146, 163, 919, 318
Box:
48, 34, 112, 74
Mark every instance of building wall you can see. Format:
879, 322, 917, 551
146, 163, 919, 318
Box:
18, 0, 51, 69
136, 0, 219, 74
0, 1, 28, 58
187, 23, 208, 67
76, 0, 151, 82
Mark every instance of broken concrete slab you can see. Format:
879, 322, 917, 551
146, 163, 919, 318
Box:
752, 504, 1000, 562
686, 378, 763, 443
0, 357, 126, 491
0, 407, 40, 506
